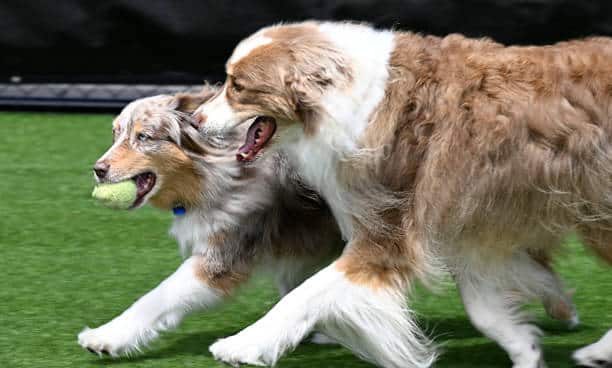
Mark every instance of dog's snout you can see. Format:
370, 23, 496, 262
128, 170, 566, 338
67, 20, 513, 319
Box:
93, 161, 110, 180
191, 113, 207, 130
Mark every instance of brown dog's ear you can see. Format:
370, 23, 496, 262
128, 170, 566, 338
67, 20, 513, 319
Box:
284, 42, 351, 133
175, 84, 220, 113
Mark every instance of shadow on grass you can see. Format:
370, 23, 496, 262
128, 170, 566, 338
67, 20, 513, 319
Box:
437, 341, 583, 368
421, 316, 482, 340
89, 317, 591, 367
92, 328, 226, 365
433, 318, 590, 368
92, 329, 371, 367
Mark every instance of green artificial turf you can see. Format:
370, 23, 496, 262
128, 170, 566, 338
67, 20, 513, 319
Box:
1, 111, 611, 368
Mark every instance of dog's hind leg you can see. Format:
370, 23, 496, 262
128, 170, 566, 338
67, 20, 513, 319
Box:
573, 225, 612, 368
209, 234, 436, 368
527, 249, 579, 328
77, 256, 249, 357
456, 251, 558, 368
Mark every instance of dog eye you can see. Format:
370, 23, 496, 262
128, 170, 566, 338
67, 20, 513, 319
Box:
137, 132, 150, 142
232, 81, 245, 93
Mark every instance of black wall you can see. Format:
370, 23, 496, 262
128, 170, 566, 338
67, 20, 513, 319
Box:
2, 0, 611, 84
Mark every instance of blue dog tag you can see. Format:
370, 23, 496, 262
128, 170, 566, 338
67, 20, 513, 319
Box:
172, 206, 186, 216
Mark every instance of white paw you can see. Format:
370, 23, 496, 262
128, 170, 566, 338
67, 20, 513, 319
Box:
209, 333, 276, 367
77, 322, 148, 358
573, 337, 612, 368
512, 361, 546, 368
512, 348, 546, 368
512, 359, 546, 368
310, 332, 337, 345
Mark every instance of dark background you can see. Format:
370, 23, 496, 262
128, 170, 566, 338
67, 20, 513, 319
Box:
2, 0, 612, 85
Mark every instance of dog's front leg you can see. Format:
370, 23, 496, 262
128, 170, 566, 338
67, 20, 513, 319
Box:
78, 256, 241, 357
210, 257, 435, 368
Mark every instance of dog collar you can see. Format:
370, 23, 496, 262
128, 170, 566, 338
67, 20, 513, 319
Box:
172, 206, 186, 216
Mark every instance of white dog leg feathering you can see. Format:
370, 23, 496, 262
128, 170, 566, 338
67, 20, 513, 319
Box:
458, 278, 546, 368
78, 256, 224, 357
209, 261, 436, 368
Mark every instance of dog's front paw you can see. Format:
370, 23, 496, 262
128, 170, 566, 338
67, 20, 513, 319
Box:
512, 358, 547, 368
209, 333, 276, 367
78, 322, 147, 358
511, 343, 546, 368
573, 349, 611, 368
573, 330, 612, 368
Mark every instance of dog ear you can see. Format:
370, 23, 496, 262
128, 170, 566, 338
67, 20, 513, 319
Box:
285, 43, 351, 126
179, 128, 209, 156
175, 84, 220, 113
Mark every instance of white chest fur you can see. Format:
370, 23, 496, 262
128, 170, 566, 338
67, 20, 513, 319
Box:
286, 23, 396, 240
170, 210, 222, 258
318, 22, 395, 143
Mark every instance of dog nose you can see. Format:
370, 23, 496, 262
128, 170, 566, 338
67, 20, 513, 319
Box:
93, 161, 109, 180
191, 113, 207, 130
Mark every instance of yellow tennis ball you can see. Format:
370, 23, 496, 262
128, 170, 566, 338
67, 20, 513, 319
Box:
92, 180, 138, 210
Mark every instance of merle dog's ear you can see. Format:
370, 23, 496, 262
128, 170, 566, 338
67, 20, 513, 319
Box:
180, 128, 208, 156
175, 85, 220, 113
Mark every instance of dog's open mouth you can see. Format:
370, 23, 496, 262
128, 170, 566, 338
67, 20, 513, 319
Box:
237, 116, 277, 162
131, 172, 156, 208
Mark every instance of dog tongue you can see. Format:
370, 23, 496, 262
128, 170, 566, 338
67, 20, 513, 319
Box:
135, 173, 154, 196
237, 117, 276, 162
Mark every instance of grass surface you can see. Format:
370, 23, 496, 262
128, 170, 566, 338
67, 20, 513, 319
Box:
1, 111, 611, 368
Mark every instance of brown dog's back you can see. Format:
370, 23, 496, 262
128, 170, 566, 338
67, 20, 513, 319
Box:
368, 34, 612, 259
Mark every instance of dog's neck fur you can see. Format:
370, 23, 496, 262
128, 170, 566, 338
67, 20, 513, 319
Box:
316, 22, 395, 149
167, 146, 338, 278
169, 151, 273, 259
284, 23, 398, 239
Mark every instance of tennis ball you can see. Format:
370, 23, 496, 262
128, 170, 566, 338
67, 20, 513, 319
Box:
92, 180, 138, 210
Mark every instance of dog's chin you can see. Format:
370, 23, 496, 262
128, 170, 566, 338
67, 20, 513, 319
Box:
236, 116, 277, 162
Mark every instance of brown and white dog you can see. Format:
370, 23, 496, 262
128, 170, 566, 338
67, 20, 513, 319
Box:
194, 21, 612, 368
77, 88, 345, 356
77, 88, 574, 362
